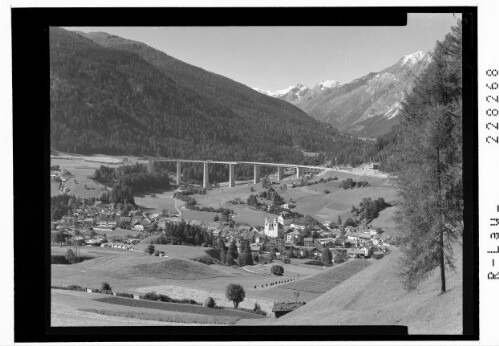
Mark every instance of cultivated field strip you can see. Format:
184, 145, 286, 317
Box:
94, 296, 265, 319
256, 259, 373, 301
79, 308, 239, 325
277, 259, 372, 293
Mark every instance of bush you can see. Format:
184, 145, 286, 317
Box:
239, 306, 267, 316
154, 236, 168, 244
145, 244, 155, 255
116, 292, 134, 298
304, 260, 323, 266
174, 298, 198, 305
101, 282, 112, 292
339, 178, 356, 189
253, 302, 266, 316
140, 292, 159, 301
65, 249, 76, 264
270, 265, 284, 276
204, 297, 216, 308
193, 256, 216, 265
68, 285, 85, 291
158, 294, 172, 302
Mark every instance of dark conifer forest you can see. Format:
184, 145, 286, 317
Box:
50, 27, 384, 167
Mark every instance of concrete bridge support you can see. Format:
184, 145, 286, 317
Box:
254, 165, 261, 184
277, 167, 284, 181
296, 167, 304, 178
176, 161, 181, 185
229, 164, 236, 187
203, 162, 209, 188
148, 160, 155, 174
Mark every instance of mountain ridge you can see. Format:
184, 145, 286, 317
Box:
254, 51, 431, 138
50, 28, 376, 167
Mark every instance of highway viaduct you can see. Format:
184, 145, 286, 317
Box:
147, 158, 328, 189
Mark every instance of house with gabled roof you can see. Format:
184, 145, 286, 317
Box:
286, 229, 301, 243
272, 301, 306, 318
303, 237, 315, 247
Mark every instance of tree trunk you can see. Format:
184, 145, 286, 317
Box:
440, 230, 446, 293
436, 148, 446, 293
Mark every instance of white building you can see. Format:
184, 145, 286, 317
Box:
264, 217, 282, 238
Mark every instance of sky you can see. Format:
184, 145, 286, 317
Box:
68, 13, 460, 91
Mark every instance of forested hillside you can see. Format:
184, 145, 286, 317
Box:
51, 27, 375, 167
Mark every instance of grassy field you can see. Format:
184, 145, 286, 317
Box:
135, 191, 177, 212
52, 289, 223, 326
131, 244, 211, 259
51, 244, 318, 298
252, 259, 372, 303
181, 182, 276, 226
80, 308, 239, 325
174, 169, 399, 226
95, 296, 264, 319
126, 258, 233, 280
53, 245, 229, 280
265, 246, 463, 334
50, 157, 109, 198
278, 173, 398, 223
368, 206, 401, 238
93, 227, 143, 238
180, 209, 221, 223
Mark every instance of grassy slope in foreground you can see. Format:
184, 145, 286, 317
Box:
51, 289, 236, 326
273, 246, 463, 334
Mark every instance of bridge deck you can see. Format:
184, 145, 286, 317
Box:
146, 157, 327, 170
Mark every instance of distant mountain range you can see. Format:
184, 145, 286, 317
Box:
50, 28, 372, 166
254, 51, 431, 138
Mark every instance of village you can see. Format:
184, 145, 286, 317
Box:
51, 188, 392, 264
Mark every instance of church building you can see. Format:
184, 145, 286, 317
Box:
264, 217, 283, 238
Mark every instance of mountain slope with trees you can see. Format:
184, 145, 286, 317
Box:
51, 27, 375, 168
256, 52, 432, 138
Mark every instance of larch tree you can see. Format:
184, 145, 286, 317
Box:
395, 21, 463, 294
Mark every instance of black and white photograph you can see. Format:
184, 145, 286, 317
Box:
8, 4, 486, 344
46, 12, 467, 333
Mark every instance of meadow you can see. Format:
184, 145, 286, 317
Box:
52, 289, 230, 326
270, 246, 463, 334
252, 259, 372, 303
94, 296, 264, 319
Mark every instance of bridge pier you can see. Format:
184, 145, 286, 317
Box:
296, 167, 303, 178
176, 161, 181, 185
203, 162, 209, 188
148, 159, 155, 174
229, 164, 235, 187
277, 167, 284, 181
254, 165, 261, 184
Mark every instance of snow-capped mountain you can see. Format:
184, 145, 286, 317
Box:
317, 80, 342, 90
254, 51, 431, 138
254, 80, 341, 103
254, 84, 310, 100
401, 50, 426, 65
